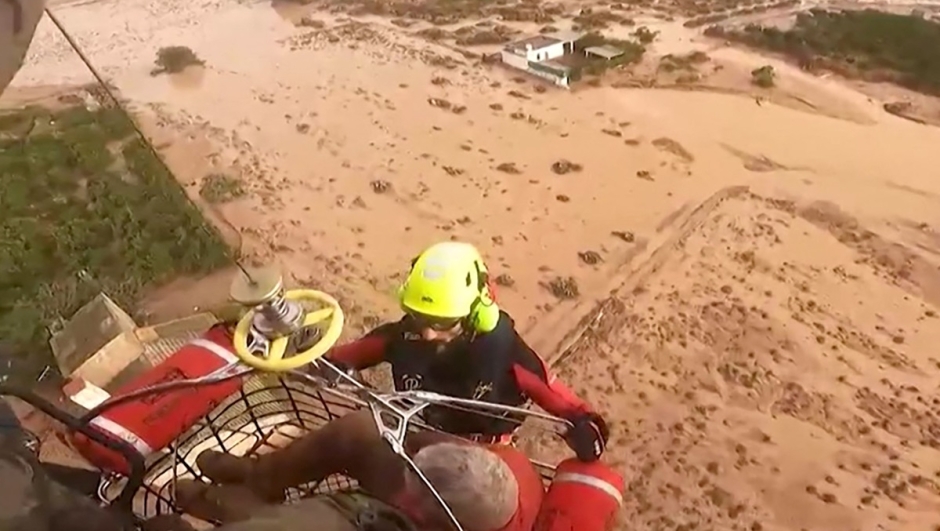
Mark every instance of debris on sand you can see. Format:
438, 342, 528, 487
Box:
611, 230, 635, 242
415, 28, 450, 41
883, 101, 929, 125
636, 170, 653, 181
723, 145, 789, 172
489, 103, 503, 110
551, 160, 583, 175
431, 76, 450, 86
508, 90, 530, 100
544, 276, 580, 299
601, 128, 622, 137
494, 273, 515, 287
442, 166, 464, 176
298, 16, 326, 28
652, 137, 695, 162
453, 23, 518, 46
370, 180, 391, 193
578, 250, 603, 265
427, 97, 452, 109
495, 162, 521, 174
509, 111, 526, 120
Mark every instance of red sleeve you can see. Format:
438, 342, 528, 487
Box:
327, 335, 388, 370
511, 363, 592, 420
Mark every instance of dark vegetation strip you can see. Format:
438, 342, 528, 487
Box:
706, 9, 940, 96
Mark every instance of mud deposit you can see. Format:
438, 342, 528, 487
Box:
524, 192, 940, 531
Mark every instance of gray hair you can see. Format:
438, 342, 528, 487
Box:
409, 443, 519, 531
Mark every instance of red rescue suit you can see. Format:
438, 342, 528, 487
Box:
69, 325, 244, 475
491, 446, 623, 531
534, 458, 624, 531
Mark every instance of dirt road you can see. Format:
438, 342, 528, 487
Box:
4, 0, 940, 529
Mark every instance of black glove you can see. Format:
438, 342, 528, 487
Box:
564, 412, 609, 462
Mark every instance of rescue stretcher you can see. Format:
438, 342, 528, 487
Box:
0, 267, 613, 531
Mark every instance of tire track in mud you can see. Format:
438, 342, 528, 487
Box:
524, 185, 750, 367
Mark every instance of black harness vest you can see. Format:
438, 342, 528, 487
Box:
383, 311, 527, 436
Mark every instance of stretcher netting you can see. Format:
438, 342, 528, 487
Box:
114, 375, 555, 520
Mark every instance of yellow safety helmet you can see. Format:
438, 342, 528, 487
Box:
399, 241, 500, 333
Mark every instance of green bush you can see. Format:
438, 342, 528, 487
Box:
751, 65, 776, 87
0, 104, 231, 373
152, 46, 205, 76
199, 173, 246, 204
632, 26, 659, 44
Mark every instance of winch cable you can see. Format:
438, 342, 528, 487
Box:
43, 6, 244, 262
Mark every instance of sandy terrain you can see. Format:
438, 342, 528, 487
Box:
524, 187, 940, 531
5, 0, 940, 529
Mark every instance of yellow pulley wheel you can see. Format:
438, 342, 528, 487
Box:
232, 289, 345, 372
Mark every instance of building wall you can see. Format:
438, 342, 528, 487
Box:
499, 50, 570, 89
525, 66, 569, 88
525, 42, 566, 62
500, 50, 529, 70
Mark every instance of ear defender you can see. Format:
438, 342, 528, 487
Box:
467, 262, 500, 334
468, 299, 500, 333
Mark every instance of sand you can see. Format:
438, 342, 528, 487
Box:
4, 0, 940, 529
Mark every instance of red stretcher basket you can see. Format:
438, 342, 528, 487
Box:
87, 374, 558, 522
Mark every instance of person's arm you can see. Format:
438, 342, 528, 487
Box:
324, 322, 398, 370
509, 333, 610, 462
325, 336, 386, 370
508, 337, 592, 419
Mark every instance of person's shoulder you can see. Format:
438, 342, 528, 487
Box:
496, 310, 517, 329
484, 444, 538, 478
479, 310, 517, 338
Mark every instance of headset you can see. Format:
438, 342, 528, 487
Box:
401, 252, 500, 334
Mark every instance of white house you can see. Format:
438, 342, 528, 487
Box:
504, 35, 566, 63
499, 31, 583, 87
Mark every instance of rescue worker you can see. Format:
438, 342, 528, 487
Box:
319, 241, 609, 462
171, 409, 624, 531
